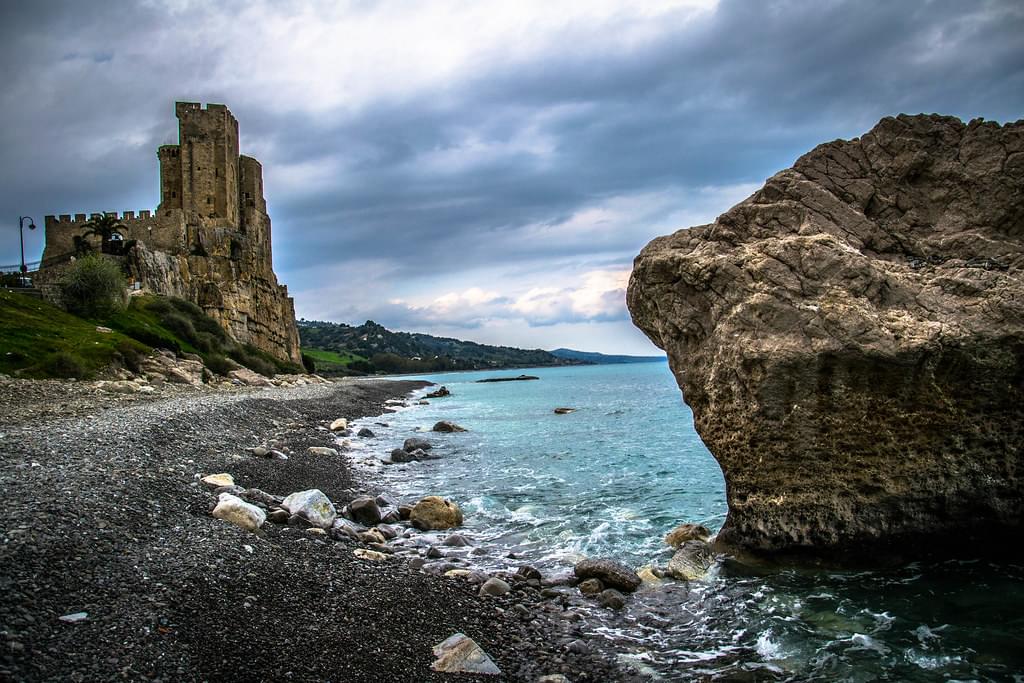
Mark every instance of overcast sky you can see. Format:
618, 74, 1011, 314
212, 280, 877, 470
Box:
1, 0, 1021, 354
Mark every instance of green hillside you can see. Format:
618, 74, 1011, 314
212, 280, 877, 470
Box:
298, 319, 578, 375
0, 290, 302, 379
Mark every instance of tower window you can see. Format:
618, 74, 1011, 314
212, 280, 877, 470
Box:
207, 196, 213, 204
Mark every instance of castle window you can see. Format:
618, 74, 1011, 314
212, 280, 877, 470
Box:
207, 196, 213, 204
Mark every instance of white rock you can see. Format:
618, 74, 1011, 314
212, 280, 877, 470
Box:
353, 548, 388, 561
212, 493, 265, 531
431, 633, 501, 675
58, 612, 88, 623
307, 446, 338, 456
228, 368, 273, 387
281, 489, 336, 529
201, 473, 235, 488
329, 418, 348, 431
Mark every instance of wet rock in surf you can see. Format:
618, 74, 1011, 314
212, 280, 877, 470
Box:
666, 540, 715, 581
432, 420, 467, 433
410, 496, 464, 530
628, 114, 1024, 560
403, 437, 432, 452
574, 558, 641, 593
425, 386, 451, 399
665, 523, 711, 548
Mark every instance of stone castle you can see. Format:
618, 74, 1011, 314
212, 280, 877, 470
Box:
40, 102, 302, 364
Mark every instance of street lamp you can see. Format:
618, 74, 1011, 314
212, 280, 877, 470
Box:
19, 216, 36, 280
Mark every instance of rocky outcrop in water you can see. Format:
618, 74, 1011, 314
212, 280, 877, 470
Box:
628, 114, 1024, 561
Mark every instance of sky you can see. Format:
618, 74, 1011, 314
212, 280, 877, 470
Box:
1, 0, 1021, 354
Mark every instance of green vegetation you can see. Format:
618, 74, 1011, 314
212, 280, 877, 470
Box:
59, 254, 128, 318
0, 289, 302, 380
298, 319, 577, 376
0, 289, 147, 379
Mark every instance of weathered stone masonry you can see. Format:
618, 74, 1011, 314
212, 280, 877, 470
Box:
40, 102, 302, 365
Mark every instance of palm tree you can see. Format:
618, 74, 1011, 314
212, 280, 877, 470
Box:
80, 213, 126, 254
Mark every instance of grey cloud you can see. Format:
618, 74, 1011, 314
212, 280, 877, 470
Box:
1, 0, 1021, 331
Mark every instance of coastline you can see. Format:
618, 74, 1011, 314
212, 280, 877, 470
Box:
0, 378, 634, 681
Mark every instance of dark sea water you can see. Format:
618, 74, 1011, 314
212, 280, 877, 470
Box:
347, 363, 1024, 681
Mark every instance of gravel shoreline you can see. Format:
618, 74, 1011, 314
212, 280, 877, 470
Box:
0, 378, 635, 682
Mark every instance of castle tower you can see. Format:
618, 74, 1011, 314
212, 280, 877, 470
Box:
157, 102, 241, 230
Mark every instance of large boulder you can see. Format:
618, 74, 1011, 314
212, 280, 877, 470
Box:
628, 114, 1024, 561
573, 558, 641, 593
430, 633, 501, 675
281, 489, 337, 529
410, 496, 463, 530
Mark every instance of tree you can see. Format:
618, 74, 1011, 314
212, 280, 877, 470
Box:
81, 213, 127, 255
59, 254, 127, 318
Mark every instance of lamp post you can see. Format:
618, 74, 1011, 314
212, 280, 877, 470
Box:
19, 216, 36, 281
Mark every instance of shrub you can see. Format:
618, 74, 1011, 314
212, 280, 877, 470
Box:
40, 351, 86, 378
115, 340, 144, 374
160, 312, 197, 344
204, 354, 236, 376
301, 353, 316, 374
59, 255, 127, 318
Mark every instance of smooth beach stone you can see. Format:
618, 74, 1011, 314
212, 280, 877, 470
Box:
515, 565, 543, 581
329, 418, 347, 431
242, 488, 283, 508
442, 533, 471, 547
347, 496, 382, 526
403, 437, 432, 452
432, 420, 467, 433
665, 523, 712, 548
358, 529, 386, 545
398, 504, 414, 520
375, 524, 400, 540
281, 489, 337, 529
478, 577, 511, 597
353, 548, 388, 562
410, 496, 464, 530
306, 446, 338, 456
430, 633, 501, 675
577, 578, 604, 596
357, 427, 375, 438
574, 558, 642, 593
637, 565, 665, 586
666, 540, 715, 581
267, 508, 290, 525
212, 493, 266, 531
200, 473, 234, 488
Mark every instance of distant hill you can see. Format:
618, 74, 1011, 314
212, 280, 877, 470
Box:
549, 348, 666, 364
298, 319, 578, 375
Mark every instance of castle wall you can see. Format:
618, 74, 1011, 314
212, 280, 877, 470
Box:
39, 101, 302, 366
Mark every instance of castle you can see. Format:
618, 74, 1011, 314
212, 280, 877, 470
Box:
40, 102, 302, 365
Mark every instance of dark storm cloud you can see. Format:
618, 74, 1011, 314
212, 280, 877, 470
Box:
1, 0, 1021, 303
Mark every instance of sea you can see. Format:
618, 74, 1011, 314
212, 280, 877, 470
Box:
345, 362, 1024, 681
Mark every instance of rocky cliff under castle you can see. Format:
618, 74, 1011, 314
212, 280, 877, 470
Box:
39, 102, 302, 365
628, 114, 1023, 562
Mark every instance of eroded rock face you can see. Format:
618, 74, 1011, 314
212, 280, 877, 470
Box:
628, 114, 1024, 560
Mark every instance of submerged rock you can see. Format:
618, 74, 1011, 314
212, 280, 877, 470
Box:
666, 540, 715, 581
553, 407, 576, 415
628, 114, 1024, 561
430, 633, 501, 675
432, 420, 467, 433
574, 558, 641, 593
425, 386, 451, 399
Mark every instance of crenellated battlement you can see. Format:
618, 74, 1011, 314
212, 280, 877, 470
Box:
45, 210, 155, 225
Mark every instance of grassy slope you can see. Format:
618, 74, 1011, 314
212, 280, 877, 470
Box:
0, 289, 147, 378
301, 347, 365, 366
0, 291, 302, 379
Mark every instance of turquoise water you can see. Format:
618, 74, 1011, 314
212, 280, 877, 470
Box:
347, 363, 1024, 681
